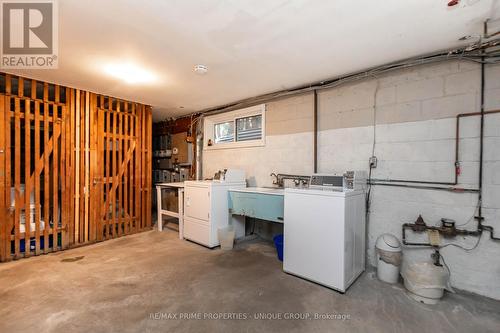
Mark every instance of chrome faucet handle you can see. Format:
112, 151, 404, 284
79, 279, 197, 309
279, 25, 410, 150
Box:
270, 172, 279, 185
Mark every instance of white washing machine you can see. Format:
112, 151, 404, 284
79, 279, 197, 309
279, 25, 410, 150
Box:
283, 174, 366, 293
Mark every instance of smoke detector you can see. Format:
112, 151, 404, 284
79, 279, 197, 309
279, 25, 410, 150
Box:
194, 64, 208, 75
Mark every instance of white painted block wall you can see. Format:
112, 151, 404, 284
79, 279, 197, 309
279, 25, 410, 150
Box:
203, 61, 500, 299
318, 62, 500, 299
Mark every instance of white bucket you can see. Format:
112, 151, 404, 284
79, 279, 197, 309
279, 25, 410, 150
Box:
218, 226, 235, 250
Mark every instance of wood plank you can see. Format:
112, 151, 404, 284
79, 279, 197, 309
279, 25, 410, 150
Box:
43, 102, 50, 254
0, 95, 5, 261
88, 94, 94, 243
67, 100, 71, 248
69, 89, 75, 245
111, 98, 117, 238
129, 114, 133, 233
14, 98, 21, 258
138, 105, 142, 230
5, 74, 11, 94
117, 103, 123, 237
6, 111, 59, 122
52, 107, 59, 252
135, 104, 140, 233
4, 95, 12, 261
42, 83, 49, 253
97, 96, 105, 241
63, 102, 69, 248
10, 226, 62, 240
123, 107, 130, 234
43, 82, 48, 101
74, 89, 80, 244
84, 91, 90, 242
79, 92, 85, 243
60, 104, 67, 249
105, 105, 111, 239
55, 86, 60, 104
34, 102, 41, 255
141, 105, 146, 229
89, 93, 97, 242
31, 80, 36, 100
18, 78, 23, 97
147, 107, 152, 228
24, 99, 31, 257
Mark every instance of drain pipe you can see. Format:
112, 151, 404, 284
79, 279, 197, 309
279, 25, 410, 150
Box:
477, 41, 485, 228
195, 116, 204, 180
476, 24, 500, 241
313, 90, 318, 173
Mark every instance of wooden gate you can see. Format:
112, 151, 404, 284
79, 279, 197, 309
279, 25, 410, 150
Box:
0, 76, 71, 260
0, 73, 152, 262
89, 96, 152, 242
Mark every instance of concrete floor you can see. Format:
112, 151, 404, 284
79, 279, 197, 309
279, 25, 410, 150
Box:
1, 230, 499, 333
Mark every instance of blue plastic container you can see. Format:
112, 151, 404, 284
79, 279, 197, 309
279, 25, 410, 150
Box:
273, 234, 284, 261
18, 236, 51, 253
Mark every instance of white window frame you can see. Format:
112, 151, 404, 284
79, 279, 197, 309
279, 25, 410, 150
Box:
204, 104, 266, 150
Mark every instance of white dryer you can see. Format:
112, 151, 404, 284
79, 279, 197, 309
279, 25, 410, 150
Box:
183, 170, 246, 248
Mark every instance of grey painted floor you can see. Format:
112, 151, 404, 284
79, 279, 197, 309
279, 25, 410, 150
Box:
0, 230, 499, 333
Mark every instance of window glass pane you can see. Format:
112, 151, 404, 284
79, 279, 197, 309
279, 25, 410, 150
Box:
236, 115, 262, 141
214, 121, 234, 143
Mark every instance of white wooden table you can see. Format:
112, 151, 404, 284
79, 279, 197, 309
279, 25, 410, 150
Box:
156, 182, 184, 239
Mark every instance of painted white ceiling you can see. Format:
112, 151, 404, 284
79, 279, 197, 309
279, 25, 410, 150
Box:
7, 0, 500, 120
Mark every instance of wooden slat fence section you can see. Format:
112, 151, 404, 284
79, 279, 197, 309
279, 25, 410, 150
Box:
0, 73, 153, 262
0, 94, 5, 262
34, 101, 41, 255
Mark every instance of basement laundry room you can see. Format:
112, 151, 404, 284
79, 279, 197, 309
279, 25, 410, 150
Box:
1, 1, 500, 332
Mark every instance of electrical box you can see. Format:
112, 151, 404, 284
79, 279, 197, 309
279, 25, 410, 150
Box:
171, 132, 192, 165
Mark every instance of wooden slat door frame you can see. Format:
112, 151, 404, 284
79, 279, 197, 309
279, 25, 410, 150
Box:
89, 97, 153, 242
0, 75, 71, 260
0, 73, 153, 262
0, 94, 6, 262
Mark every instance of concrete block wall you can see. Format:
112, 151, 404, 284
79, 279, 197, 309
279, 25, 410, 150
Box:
203, 60, 500, 299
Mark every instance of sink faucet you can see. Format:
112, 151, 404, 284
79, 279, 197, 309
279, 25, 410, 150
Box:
270, 173, 280, 186
270, 173, 310, 188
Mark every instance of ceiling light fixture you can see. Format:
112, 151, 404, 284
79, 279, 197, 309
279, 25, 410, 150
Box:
103, 62, 158, 84
194, 64, 208, 75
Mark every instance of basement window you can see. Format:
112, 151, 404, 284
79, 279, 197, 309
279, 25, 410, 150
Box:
204, 104, 265, 150
214, 121, 234, 143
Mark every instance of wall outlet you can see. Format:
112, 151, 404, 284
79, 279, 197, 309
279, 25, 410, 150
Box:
369, 156, 377, 168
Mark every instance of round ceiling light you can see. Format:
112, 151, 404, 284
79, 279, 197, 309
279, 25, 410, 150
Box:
194, 64, 208, 75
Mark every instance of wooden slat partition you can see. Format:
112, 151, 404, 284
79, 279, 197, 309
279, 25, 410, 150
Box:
0, 94, 5, 262
24, 98, 31, 257
0, 73, 153, 262
14, 98, 21, 258
34, 101, 41, 255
